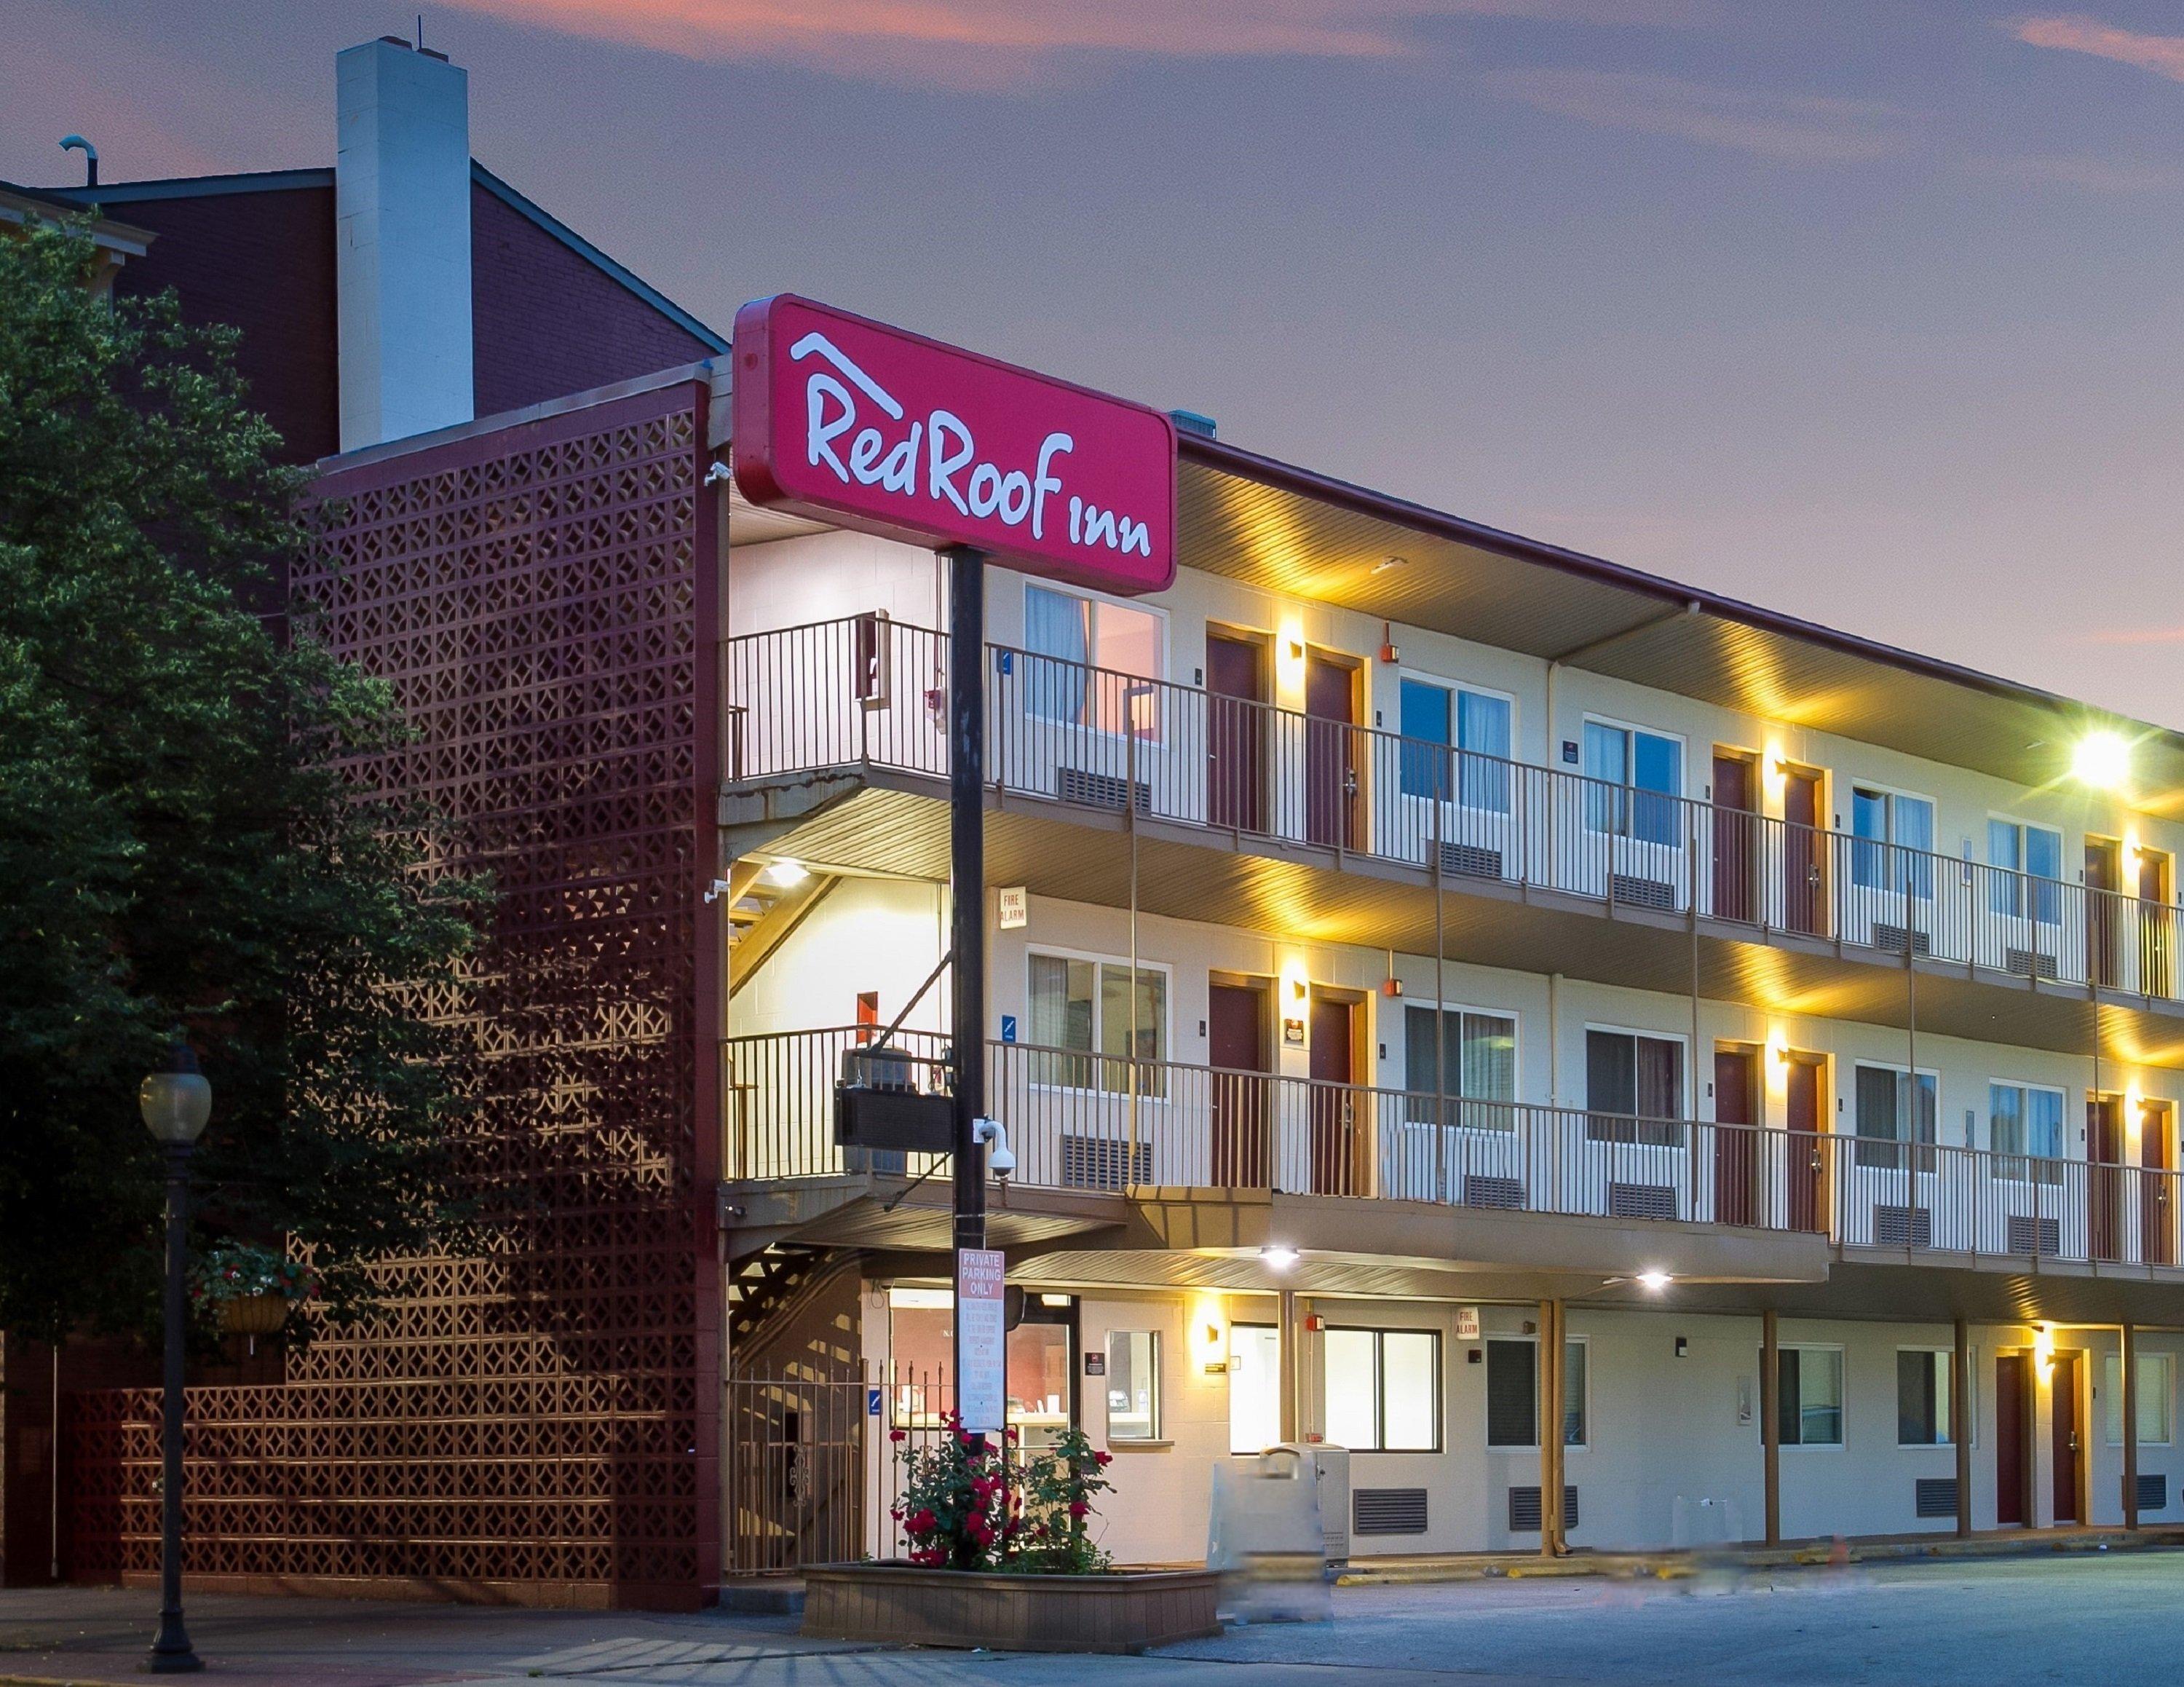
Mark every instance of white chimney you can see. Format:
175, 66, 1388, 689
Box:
336, 37, 473, 451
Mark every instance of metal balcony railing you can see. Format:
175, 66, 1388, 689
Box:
723, 1027, 2184, 1271
725, 616, 2183, 1003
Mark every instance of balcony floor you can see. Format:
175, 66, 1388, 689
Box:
723, 767, 2184, 1067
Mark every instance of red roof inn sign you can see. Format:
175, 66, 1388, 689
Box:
730, 295, 1177, 595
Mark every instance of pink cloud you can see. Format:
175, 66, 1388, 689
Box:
1491, 68, 1908, 162
2013, 14, 2184, 82
434, 0, 1707, 87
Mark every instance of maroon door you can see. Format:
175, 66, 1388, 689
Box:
1996, 1353, 2030, 1525
1305, 655, 1359, 851
1206, 632, 1267, 835
2144, 1103, 2175, 1268
1784, 769, 1824, 936
1208, 981, 1272, 1188
1308, 992, 1359, 1195
2139, 850, 2174, 998
1785, 1056, 1826, 1234
2090, 1097, 2124, 1264
2052, 1351, 2082, 1523
1712, 1048, 1759, 1227
1711, 754, 1758, 923
2087, 839, 2122, 989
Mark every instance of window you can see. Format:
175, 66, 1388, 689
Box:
1773, 1346, 1844, 1447
1484, 1338, 1588, 1448
1230, 1324, 1282, 1454
1854, 1064, 1937, 1171
887, 1288, 1076, 1448
1105, 1331, 1160, 1442
1024, 583, 1162, 738
1988, 820, 2063, 922
1026, 952, 1167, 1095
1402, 1005, 1517, 1129
1989, 1082, 2065, 1182
2103, 1352, 2174, 1446
1398, 679, 1513, 811
1584, 1028, 1684, 1145
1582, 720, 1682, 845
1324, 1329, 1441, 1452
1850, 786, 1934, 896
1896, 1350, 1969, 1446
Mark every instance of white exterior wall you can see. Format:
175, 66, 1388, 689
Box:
727, 534, 2183, 892
864, 1290, 2184, 1561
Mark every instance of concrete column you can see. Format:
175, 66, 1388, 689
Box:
2123, 1323, 2140, 1529
1278, 1288, 1299, 1444
1953, 1319, 1972, 1537
1761, 1308, 1781, 1544
1540, 1299, 1565, 1557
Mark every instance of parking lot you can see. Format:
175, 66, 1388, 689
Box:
5, 1552, 2183, 1686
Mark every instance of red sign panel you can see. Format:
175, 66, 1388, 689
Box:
730, 295, 1177, 595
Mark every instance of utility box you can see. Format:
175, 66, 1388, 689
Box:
1305, 1443, 1350, 1565
834, 1047, 954, 1155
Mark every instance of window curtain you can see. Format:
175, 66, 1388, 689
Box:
1024, 585, 1090, 725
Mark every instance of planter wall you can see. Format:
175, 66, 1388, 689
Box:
802, 1562, 1221, 1654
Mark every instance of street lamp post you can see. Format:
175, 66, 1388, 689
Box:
139, 1041, 210, 1676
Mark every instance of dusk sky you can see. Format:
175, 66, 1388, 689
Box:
10, 2, 2184, 726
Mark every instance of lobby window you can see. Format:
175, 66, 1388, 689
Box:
1854, 1064, 1936, 1171
1987, 820, 2063, 922
1896, 1349, 1969, 1446
2103, 1352, 2175, 1447
1772, 1345, 1844, 1447
1024, 582, 1162, 739
1584, 1028, 1683, 1145
887, 1287, 1076, 1449
1581, 719, 1682, 845
1484, 1337, 1587, 1449
1104, 1331, 1160, 1442
1989, 1082, 2065, 1182
1324, 1329, 1441, 1452
1402, 1005, 1516, 1129
1850, 786, 1934, 896
1027, 952, 1167, 1096
1398, 679, 1512, 812
1230, 1324, 1282, 1454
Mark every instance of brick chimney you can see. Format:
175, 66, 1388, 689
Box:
336, 36, 473, 451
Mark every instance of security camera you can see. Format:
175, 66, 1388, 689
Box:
702, 878, 733, 904
973, 1117, 1017, 1180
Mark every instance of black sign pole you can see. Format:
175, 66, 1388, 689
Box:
947, 544, 989, 1429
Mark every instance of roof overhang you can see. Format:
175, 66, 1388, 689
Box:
1179, 435, 2184, 817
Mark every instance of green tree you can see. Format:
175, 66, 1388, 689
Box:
0, 219, 481, 1344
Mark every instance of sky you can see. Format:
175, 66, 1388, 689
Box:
9, 1, 2184, 726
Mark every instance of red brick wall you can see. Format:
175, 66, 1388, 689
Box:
470, 186, 719, 419
101, 187, 341, 466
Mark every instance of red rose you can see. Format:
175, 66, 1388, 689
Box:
1068, 1501, 1088, 1518
1094, 1450, 1112, 1466
888, 1428, 906, 1443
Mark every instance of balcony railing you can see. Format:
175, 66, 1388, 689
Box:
726, 616, 2183, 1003
724, 1027, 2184, 1272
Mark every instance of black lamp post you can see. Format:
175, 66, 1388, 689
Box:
139, 1042, 210, 1675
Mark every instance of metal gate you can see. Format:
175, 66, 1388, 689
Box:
726, 1372, 866, 1574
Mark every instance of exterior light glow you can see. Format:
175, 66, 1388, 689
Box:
1637, 1270, 1673, 1291
763, 858, 810, 888
2072, 731, 2130, 791
1260, 1245, 1299, 1271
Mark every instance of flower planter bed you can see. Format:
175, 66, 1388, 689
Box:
802, 1562, 1222, 1654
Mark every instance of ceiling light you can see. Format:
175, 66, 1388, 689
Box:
762, 858, 810, 888
2072, 731, 2130, 791
1259, 1245, 1299, 1271
1636, 1271, 1673, 1292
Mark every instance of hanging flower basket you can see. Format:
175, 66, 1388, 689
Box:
220, 1293, 290, 1335
191, 1242, 322, 1341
